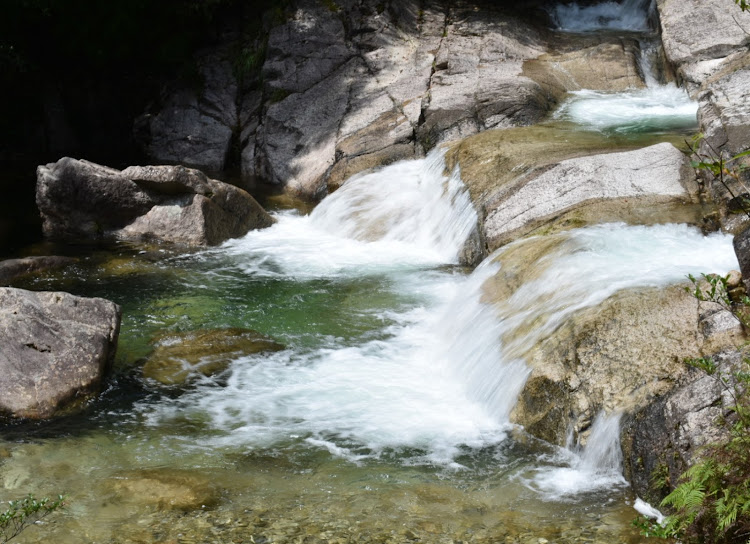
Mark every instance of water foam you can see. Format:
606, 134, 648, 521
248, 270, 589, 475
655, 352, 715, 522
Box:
220, 150, 477, 279
550, 0, 652, 32
527, 412, 627, 499
554, 85, 698, 134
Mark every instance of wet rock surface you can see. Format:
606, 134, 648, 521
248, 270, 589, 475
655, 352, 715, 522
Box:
36, 158, 274, 246
448, 131, 700, 254
0, 287, 121, 419
142, 328, 285, 385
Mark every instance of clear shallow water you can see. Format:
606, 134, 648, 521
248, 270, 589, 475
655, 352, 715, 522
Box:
0, 151, 739, 543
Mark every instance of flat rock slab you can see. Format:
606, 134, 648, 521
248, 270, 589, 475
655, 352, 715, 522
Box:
483, 142, 696, 249
0, 287, 121, 419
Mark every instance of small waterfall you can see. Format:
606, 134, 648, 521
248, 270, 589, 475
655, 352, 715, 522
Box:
550, 0, 653, 32
529, 412, 627, 499
309, 149, 478, 264
221, 149, 478, 278
550, 0, 698, 133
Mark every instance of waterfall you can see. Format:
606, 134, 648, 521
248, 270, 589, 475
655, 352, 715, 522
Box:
309, 149, 478, 264
550, 0, 698, 133
219, 149, 477, 279
528, 412, 627, 499
549, 0, 653, 32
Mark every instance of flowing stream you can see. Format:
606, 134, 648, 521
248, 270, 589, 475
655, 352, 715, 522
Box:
1, 146, 739, 543
0, 1, 740, 542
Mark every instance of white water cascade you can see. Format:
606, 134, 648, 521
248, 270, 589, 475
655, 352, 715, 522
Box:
145, 147, 739, 498
550, 0, 653, 32
551, 0, 698, 133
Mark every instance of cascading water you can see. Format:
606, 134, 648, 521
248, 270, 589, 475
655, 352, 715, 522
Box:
551, 0, 698, 133
549, 0, 653, 32
0, 148, 743, 542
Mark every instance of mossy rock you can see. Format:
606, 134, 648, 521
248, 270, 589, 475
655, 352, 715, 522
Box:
107, 469, 220, 511
142, 328, 284, 385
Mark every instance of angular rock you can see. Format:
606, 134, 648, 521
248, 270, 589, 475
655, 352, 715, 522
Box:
0, 287, 121, 419
448, 132, 700, 253
142, 328, 285, 385
657, 0, 750, 79
697, 63, 750, 155
657, 0, 750, 187
37, 158, 274, 246
622, 349, 740, 503
481, 232, 743, 448
507, 285, 702, 446
0, 256, 77, 286
522, 35, 645, 101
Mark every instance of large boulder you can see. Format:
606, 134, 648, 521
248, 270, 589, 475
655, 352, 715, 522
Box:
447, 131, 701, 254
0, 287, 121, 419
36, 158, 274, 246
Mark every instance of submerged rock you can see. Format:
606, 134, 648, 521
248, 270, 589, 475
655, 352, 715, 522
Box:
107, 469, 220, 511
448, 132, 701, 254
0, 287, 121, 419
36, 158, 274, 246
0, 256, 77, 286
142, 328, 285, 385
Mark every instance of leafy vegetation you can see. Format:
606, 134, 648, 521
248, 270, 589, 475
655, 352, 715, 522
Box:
687, 134, 750, 219
637, 273, 750, 543
1, 495, 65, 543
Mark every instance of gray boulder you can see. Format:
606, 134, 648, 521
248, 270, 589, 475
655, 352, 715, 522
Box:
622, 349, 740, 503
447, 131, 701, 254
0, 287, 121, 419
37, 158, 274, 246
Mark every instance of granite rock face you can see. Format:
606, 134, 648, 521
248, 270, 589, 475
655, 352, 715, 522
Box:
37, 157, 274, 246
657, 0, 750, 165
137, 0, 651, 199
622, 349, 741, 503
0, 287, 121, 419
